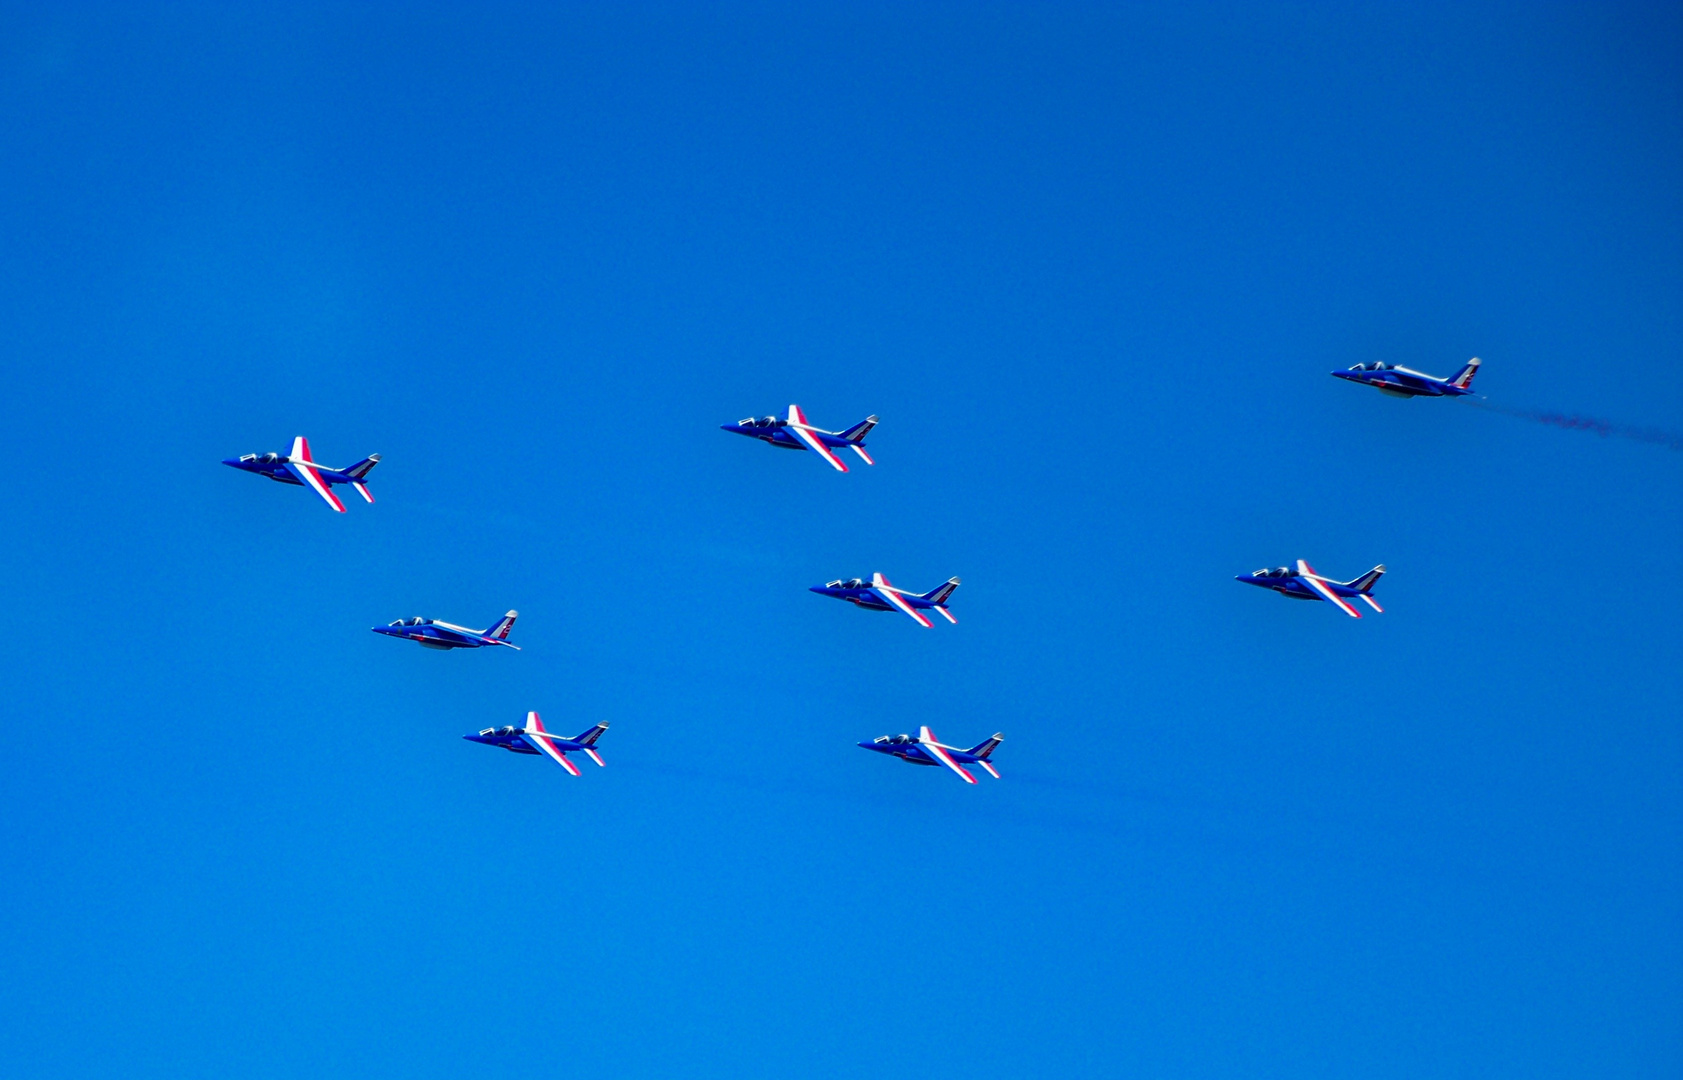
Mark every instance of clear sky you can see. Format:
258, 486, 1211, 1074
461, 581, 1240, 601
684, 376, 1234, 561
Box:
1, 4, 1679, 1077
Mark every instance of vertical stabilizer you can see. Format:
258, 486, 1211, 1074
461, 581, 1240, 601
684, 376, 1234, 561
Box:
1449, 357, 1481, 389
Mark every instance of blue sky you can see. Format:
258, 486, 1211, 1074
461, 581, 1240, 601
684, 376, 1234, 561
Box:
1, 3, 1679, 1077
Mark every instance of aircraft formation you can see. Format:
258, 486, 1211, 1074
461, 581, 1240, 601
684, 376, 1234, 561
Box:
224, 357, 1483, 781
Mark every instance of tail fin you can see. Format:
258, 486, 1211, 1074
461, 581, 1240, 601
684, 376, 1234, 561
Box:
922, 577, 961, 605
571, 722, 608, 747
487, 610, 518, 640
343, 454, 380, 480
967, 733, 1003, 759
1449, 357, 1481, 389
839, 416, 878, 443
1342, 565, 1386, 593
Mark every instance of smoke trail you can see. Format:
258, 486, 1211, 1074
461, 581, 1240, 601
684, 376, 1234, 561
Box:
1468, 400, 1683, 451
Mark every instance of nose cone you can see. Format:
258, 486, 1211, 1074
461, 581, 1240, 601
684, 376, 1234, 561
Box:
809, 585, 831, 595
462, 733, 491, 744
371, 625, 400, 636
1330, 369, 1360, 382
221, 457, 244, 468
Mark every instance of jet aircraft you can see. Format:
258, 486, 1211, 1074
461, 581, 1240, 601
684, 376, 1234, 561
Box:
811, 573, 960, 627
465, 712, 608, 776
860, 726, 1003, 784
1332, 357, 1481, 397
222, 437, 380, 512
721, 405, 878, 472
372, 610, 521, 650
1236, 560, 1385, 619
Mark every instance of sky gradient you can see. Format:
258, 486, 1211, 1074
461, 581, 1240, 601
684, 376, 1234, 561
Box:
1, 4, 1680, 1077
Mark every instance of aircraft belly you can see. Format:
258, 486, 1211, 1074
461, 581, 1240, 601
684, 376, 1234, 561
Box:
1281, 590, 1320, 600
418, 639, 456, 649
1377, 386, 1419, 398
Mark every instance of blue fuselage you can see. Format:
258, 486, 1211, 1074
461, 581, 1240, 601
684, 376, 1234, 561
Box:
1330, 365, 1472, 398
720, 418, 855, 449
463, 726, 600, 756
372, 620, 492, 649
810, 581, 940, 612
222, 454, 359, 485
857, 737, 989, 768
1235, 569, 1361, 600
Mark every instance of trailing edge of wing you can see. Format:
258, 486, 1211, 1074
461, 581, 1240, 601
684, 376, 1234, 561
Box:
1296, 561, 1361, 618
789, 423, 849, 472
285, 461, 346, 512
918, 726, 976, 784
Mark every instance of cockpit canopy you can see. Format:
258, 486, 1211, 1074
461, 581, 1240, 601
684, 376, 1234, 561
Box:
389, 616, 427, 626
1252, 567, 1294, 578
260, 452, 280, 462
874, 733, 915, 744
736, 415, 784, 428
498, 726, 518, 736
825, 578, 866, 589
1349, 362, 1389, 372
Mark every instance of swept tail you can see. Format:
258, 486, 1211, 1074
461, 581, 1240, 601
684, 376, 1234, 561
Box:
1449, 357, 1480, 390
1342, 565, 1386, 593
838, 416, 878, 443
922, 577, 961, 605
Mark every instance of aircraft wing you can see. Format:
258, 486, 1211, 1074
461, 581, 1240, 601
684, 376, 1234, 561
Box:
284, 460, 346, 512
871, 576, 934, 627
787, 406, 849, 472
524, 732, 583, 776
1296, 560, 1362, 618
918, 726, 977, 784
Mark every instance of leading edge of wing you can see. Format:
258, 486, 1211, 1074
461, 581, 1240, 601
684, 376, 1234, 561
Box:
524, 731, 583, 775
918, 726, 976, 784
1296, 561, 1361, 618
284, 461, 346, 512
873, 584, 934, 627
788, 422, 849, 472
